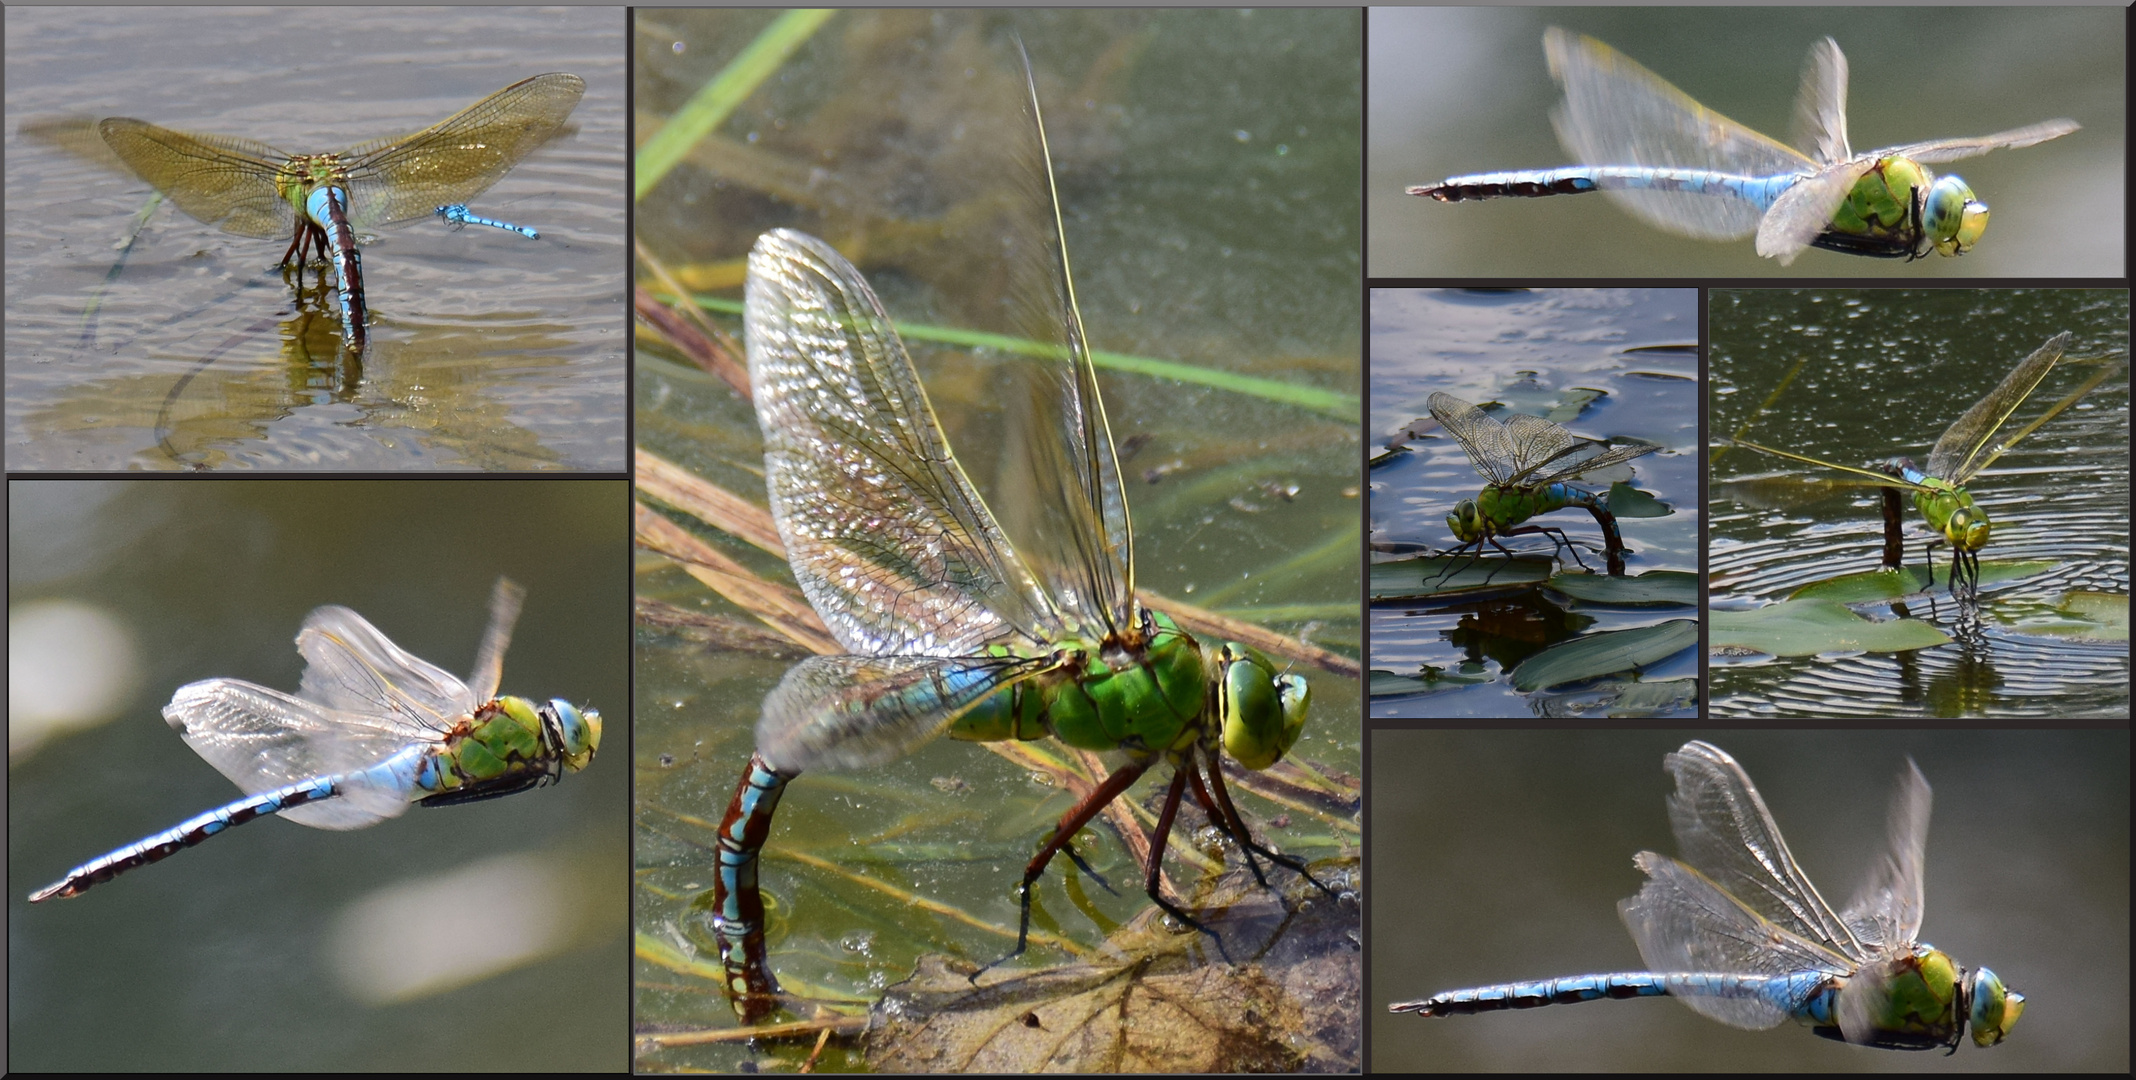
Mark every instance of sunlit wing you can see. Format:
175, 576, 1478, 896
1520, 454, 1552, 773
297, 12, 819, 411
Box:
163, 680, 419, 829
1524, 439, 1659, 488
1789, 37, 1852, 166
1925, 331, 2069, 484
295, 604, 478, 735
340, 72, 585, 232
1837, 759, 1931, 950
1658, 741, 1868, 962
95, 119, 295, 239
982, 40, 1135, 639
1721, 437, 1942, 496
1544, 26, 1816, 241
745, 228, 1064, 657
464, 577, 525, 705
755, 653, 1054, 774
1619, 851, 1857, 1030
1754, 157, 1878, 263
1873, 119, 2080, 166
1427, 393, 1527, 486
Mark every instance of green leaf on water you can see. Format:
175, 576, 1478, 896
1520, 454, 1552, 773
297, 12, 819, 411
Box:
1709, 599, 1952, 655
1788, 559, 2060, 602
1368, 665, 1491, 697
1508, 618, 1697, 691
1546, 570, 1697, 606
1602, 481, 1669, 518
1369, 554, 1554, 601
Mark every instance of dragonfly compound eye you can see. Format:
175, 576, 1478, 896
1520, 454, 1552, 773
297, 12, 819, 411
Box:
1967, 967, 2024, 1046
542, 699, 601, 769
1446, 498, 1485, 543
1217, 643, 1307, 770
1925, 175, 1987, 255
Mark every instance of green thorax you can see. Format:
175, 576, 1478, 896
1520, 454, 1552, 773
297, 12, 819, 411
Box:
1813, 944, 1994, 1051
1828, 157, 1989, 258
952, 610, 1307, 772
427, 695, 601, 799
276, 154, 355, 225
1908, 475, 1991, 553
1447, 482, 1592, 543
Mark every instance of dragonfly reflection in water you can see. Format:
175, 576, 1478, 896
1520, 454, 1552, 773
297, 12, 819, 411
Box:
29, 578, 601, 902
94, 73, 583, 348
1392, 741, 2023, 1052
1725, 331, 2118, 598
706, 46, 1329, 1022
1410, 29, 2077, 265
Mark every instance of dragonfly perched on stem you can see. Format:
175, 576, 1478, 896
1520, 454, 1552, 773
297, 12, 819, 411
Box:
94, 73, 583, 349
705, 43, 1333, 1024
1426, 391, 1658, 581
1391, 741, 2024, 1053
29, 578, 600, 903
1725, 331, 2117, 598
1409, 29, 2078, 265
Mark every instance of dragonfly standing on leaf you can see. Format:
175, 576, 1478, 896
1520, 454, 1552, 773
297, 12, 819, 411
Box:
1409, 29, 2078, 265
1391, 741, 2025, 1053
1427, 391, 1658, 577
1726, 331, 2115, 598
707, 46, 1329, 1023
94, 72, 583, 349
29, 578, 600, 903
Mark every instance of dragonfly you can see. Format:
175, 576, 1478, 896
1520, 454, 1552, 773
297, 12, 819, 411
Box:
1408, 28, 2079, 265
1725, 331, 2115, 597
1391, 741, 2025, 1052
29, 578, 601, 903
707, 46, 1327, 1023
1427, 391, 1658, 578
94, 72, 584, 349
436, 203, 540, 240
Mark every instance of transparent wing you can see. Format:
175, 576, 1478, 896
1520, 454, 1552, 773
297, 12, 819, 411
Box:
1838, 758, 1931, 950
1789, 37, 1852, 165
1871, 119, 2080, 166
1659, 741, 1867, 961
1544, 26, 1817, 240
1619, 851, 1857, 1029
1524, 439, 1660, 488
339, 73, 585, 232
95, 118, 296, 239
745, 228, 1062, 657
163, 679, 422, 829
756, 653, 1054, 773
1426, 392, 1529, 486
1754, 157, 1878, 264
1925, 331, 2069, 485
295, 604, 478, 735
464, 577, 525, 704
981, 39, 1136, 640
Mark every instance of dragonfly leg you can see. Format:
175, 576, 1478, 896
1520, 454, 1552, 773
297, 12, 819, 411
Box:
709, 751, 792, 1024
1197, 753, 1335, 900
970, 754, 1157, 985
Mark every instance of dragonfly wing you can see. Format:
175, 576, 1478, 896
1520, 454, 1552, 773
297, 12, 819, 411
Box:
1620, 851, 1856, 1030
1544, 26, 1816, 240
1659, 741, 1869, 961
1526, 440, 1659, 487
339, 73, 585, 232
1754, 158, 1876, 264
296, 604, 479, 736
978, 41, 1135, 639
96, 119, 295, 239
1837, 759, 1931, 950
1873, 119, 2080, 166
463, 577, 525, 705
1426, 393, 1521, 485
1925, 331, 2069, 484
757, 653, 1053, 773
1789, 38, 1852, 166
747, 229, 1064, 656
164, 679, 418, 829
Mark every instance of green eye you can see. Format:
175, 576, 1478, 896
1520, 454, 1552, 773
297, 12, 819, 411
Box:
1924, 175, 1987, 256
1218, 644, 1308, 770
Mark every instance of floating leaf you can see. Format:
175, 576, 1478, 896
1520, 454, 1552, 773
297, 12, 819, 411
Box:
1546, 570, 1697, 606
1709, 599, 1952, 656
1368, 665, 1490, 697
1508, 619, 1696, 691
1788, 559, 2059, 602
1602, 481, 1669, 518
1369, 554, 1554, 601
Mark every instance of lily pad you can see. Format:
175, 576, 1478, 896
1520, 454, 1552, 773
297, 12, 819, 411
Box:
1602, 481, 1670, 518
1369, 665, 1491, 697
2013, 591, 2131, 641
1546, 570, 1697, 606
1370, 554, 1554, 601
1507, 618, 1697, 691
1788, 559, 2060, 602
1709, 599, 1952, 656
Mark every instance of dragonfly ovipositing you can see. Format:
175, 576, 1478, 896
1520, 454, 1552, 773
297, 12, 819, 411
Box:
1427, 391, 1659, 578
706, 47, 1329, 1022
1409, 29, 2078, 265
1725, 331, 2117, 598
29, 578, 600, 902
93, 72, 583, 348
1391, 741, 2024, 1052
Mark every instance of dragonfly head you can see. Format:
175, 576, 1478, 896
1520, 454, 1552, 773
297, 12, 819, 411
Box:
1923, 175, 1989, 257
1445, 498, 1488, 543
1214, 642, 1308, 771
1965, 965, 2024, 1046
1942, 504, 1992, 553
540, 698, 602, 772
